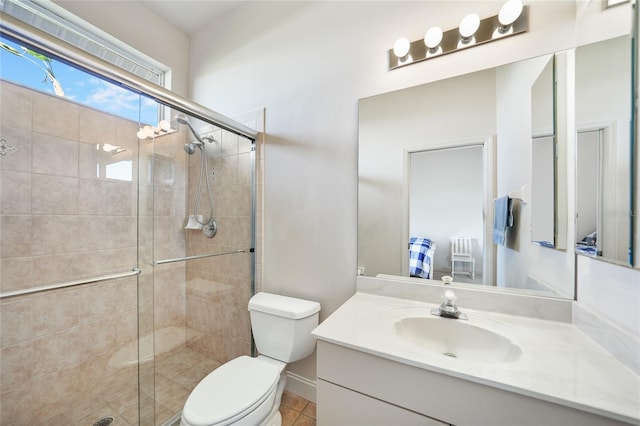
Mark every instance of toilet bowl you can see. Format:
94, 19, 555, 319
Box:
180, 292, 321, 426
181, 356, 284, 426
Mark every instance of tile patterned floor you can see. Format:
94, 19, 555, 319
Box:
154, 349, 317, 426
27, 346, 315, 426
280, 390, 317, 426
151, 346, 221, 425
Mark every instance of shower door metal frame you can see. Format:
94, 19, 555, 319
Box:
0, 13, 258, 141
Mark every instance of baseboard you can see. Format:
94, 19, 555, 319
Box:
285, 371, 317, 403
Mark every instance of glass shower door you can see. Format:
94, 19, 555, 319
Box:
0, 72, 145, 425
143, 108, 257, 425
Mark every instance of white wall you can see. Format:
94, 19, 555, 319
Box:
577, 256, 640, 337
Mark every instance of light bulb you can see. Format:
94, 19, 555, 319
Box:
499, 0, 523, 27
424, 27, 443, 50
393, 38, 411, 58
459, 13, 480, 39
143, 125, 155, 138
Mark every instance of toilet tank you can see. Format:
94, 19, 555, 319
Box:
248, 292, 321, 363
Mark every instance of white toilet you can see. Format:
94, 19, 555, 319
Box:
180, 292, 321, 426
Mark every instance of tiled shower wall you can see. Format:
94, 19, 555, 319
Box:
144, 125, 189, 349
0, 80, 139, 290
184, 127, 256, 363
0, 80, 143, 424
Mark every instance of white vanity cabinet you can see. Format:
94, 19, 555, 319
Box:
316, 340, 633, 426
318, 379, 448, 426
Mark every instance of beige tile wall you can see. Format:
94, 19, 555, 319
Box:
0, 79, 258, 425
148, 129, 188, 338
0, 276, 139, 424
1, 81, 139, 293
0, 81, 165, 426
184, 127, 256, 363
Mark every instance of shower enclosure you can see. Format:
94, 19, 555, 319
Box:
0, 10, 260, 426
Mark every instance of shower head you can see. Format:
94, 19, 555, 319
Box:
175, 114, 205, 144
184, 141, 203, 155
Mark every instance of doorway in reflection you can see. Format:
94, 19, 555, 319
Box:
576, 129, 602, 257
409, 145, 485, 285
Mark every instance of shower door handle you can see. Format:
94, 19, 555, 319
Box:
153, 249, 248, 265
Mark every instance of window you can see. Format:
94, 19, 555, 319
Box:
0, 0, 168, 124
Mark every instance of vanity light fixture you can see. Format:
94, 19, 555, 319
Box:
136, 119, 175, 140
388, 1, 529, 70
424, 27, 444, 56
101, 143, 127, 155
458, 14, 480, 47
494, 0, 524, 37
393, 37, 412, 64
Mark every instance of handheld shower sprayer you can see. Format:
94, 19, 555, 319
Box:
176, 113, 218, 238
175, 114, 205, 143
175, 114, 207, 155
176, 114, 218, 156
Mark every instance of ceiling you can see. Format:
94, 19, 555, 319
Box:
141, 1, 244, 35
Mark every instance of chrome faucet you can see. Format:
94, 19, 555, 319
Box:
431, 276, 468, 320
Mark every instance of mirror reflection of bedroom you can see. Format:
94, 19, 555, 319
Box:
409, 145, 484, 284
575, 35, 632, 265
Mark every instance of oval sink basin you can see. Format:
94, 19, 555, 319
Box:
394, 317, 522, 363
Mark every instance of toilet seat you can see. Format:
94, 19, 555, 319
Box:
182, 356, 282, 426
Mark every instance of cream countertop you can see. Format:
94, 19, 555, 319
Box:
312, 292, 640, 425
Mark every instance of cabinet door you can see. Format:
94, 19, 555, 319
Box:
318, 379, 449, 426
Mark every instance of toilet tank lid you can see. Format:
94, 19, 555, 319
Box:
249, 292, 320, 319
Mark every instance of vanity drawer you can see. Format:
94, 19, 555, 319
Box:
318, 379, 449, 426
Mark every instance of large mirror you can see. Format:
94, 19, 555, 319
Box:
358, 52, 574, 298
358, 3, 636, 299
575, 35, 633, 265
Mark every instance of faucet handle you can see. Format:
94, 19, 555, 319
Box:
441, 275, 453, 286
432, 281, 468, 320
442, 289, 457, 306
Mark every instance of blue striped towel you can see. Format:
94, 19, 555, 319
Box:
409, 237, 434, 279
493, 196, 513, 246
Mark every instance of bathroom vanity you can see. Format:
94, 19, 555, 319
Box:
312, 277, 640, 426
